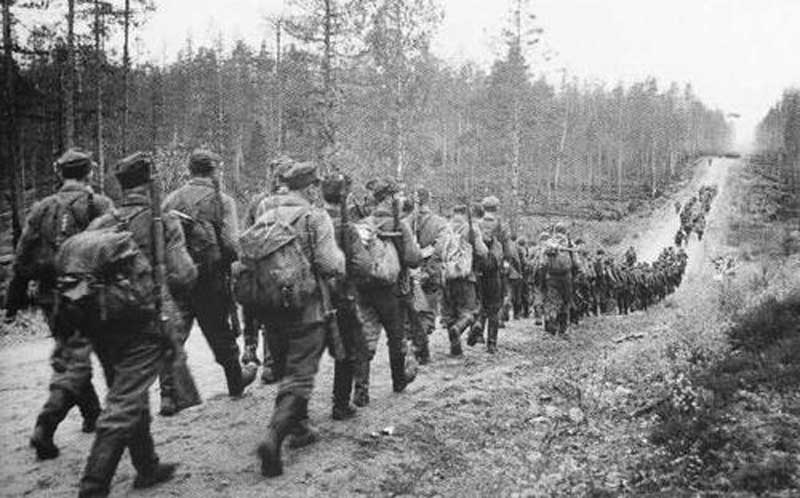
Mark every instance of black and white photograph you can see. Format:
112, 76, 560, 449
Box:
1, 0, 799, 496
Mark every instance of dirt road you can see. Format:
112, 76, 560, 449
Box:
0, 158, 735, 497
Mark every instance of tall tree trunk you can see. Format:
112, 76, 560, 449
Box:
616, 145, 623, 200
320, 0, 335, 165
65, 0, 76, 148
274, 19, 284, 153
3, 0, 21, 244
122, 0, 130, 154
94, 0, 105, 194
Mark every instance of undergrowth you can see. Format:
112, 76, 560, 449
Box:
634, 156, 800, 495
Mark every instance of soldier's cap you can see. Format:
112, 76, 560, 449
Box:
283, 161, 321, 190
481, 195, 500, 210
539, 232, 550, 242
188, 149, 222, 174
321, 173, 350, 204
367, 177, 400, 202
452, 204, 467, 215
517, 236, 528, 245
574, 237, 585, 245
54, 148, 95, 179
554, 222, 567, 234
114, 152, 153, 189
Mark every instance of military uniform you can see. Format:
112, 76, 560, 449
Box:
241, 157, 295, 384
159, 150, 255, 414
444, 207, 487, 356
255, 163, 346, 477
470, 196, 513, 353
4, 150, 113, 460
538, 227, 579, 335
511, 238, 531, 319
414, 194, 449, 340
352, 179, 422, 407
322, 174, 370, 420
78, 153, 198, 497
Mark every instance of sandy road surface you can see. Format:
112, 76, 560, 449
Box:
0, 158, 735, 497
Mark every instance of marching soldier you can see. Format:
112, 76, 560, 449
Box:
351, 178, 422, 407
469, 196, 514, 353
78, 153, 198, 497
241, 156, 295, 384
4, 149, 112, 460
321, 173, 370, 420
400, 197, 430, 365
413, 188, 449, 355
255, 162, 346, 477
444, 205, 487, 356
159, 149, 256, 416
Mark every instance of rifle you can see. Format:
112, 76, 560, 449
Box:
391, 193, 411, 295
150, 158, 201, 411
148, 159, 167, 343
211, 172, 243, 338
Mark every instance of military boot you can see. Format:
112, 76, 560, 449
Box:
391, 353, 414, 393
352, 361, 371, 407
448, 326, 463, 357
416, 341, 431, 365
487, 318, 499, 354
133, 463, 178, 490
225, 361, 257, 397
257, 394, 298, 477
30, 388, 74, 460
78, 382, 101, 433
30, 424, 59, 460
78, 434, 127, 497
287, 398, 319, 448
332, 360, 357, 421
129, 416, 176, 490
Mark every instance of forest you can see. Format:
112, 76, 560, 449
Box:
754, 88, 800, 190
1, 0, 734, 245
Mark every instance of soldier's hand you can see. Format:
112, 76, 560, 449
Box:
241, 344, 261, 366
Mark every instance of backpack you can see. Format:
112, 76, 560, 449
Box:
173, 193, 222, 275
352, 216, 401, 288
54, 209, 156, 325
543, 242, 573, 276
24, 190, 93, 281
441, 226, 473, 280
233, 206, 317, 312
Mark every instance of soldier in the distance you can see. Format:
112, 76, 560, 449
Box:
4, 149, 113, 460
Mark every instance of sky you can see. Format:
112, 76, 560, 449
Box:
130, 0, 800, 147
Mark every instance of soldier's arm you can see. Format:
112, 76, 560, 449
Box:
311, 210, 345, 279
93, 194, 115, 217
220, 194, 241, 261
163, 211, 199, 294
472, 225, 489, 258
399, 219, 422, 268
4, 202, 45, 315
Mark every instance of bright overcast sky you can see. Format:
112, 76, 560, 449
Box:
133, 0, 800, 147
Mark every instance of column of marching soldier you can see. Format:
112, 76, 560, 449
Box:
2, 147, 711, 497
